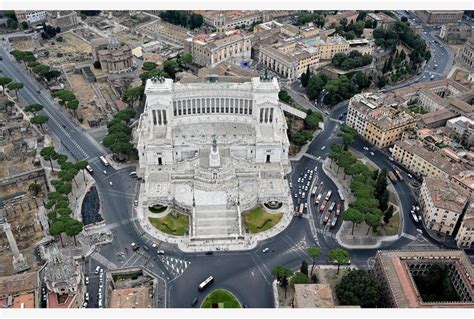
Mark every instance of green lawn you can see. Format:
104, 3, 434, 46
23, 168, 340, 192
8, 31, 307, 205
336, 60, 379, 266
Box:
243, 206, 283, 234
148, 204, 167, 214
383, 212, 400, 236
201, 289, 241, 308
149, 212, 189, 236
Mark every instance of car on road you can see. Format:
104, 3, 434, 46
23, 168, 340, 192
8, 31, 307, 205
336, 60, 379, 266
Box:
36, 89, 40, 94
129, 171, 137, 177
143, 245, 149, 251
95, 266, 100, 274
363, 147, 369, 151
85, 293, 89, 302
131, 243, 139, 251
85, 276, 89, 285
191, 297, 198, 307
320, 146, 326, 151
109, 181, 113, 186
204, 251, 213, 255
262, 247, 270, 253
407, 173, 413, 179
103, 170, 107, 175
369, 151, 375, 156
157, 250, 165, 255
134, 200, 138, 206
83, 302, 87, 308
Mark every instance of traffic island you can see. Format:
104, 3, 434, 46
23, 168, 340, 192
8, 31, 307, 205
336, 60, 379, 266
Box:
149, 211, 189, 236
243, 206, 283, 234
201, 289, 241, 308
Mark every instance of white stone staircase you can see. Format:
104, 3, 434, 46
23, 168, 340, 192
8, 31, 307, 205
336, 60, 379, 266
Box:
193, 204, 240, 238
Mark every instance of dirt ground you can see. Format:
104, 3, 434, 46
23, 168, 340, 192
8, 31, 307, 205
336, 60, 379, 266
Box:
313, 267, 351, 304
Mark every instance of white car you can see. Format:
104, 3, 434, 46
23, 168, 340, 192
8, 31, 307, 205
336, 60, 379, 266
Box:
109, 181, 113, 186
370, 151, 375, 156
363, 147, 369, 151
262, 247, 270, 253
85, 293, 89, 302
85, 276, 89, 285
95, 266, 100, 274
302, 192, 306, 198
321, 146, 326, 151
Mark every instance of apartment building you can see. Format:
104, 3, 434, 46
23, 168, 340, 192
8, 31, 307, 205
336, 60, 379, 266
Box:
372, 250, 474, 308
364, 107, 417, 148
47, 11, 79, 30
419, 177, 470, 235
415, 10, 464, 25
14, 10, 47, 24
391, 139, 465, 179
455, 203, 474, 248
346, 93, 381, 136
259, 41, 320, 80
185, 29, 252, 68
199, 11, 264, 31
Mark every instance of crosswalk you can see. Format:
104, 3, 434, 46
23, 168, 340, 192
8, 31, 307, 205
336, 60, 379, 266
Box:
91, 252, 118, 270
160, 256, 191, 277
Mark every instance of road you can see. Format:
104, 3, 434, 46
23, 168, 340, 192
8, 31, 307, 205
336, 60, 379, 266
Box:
0, 20, 457, 308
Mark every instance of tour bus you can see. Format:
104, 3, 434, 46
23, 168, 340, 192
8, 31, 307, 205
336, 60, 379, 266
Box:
314, 192, 323, 205
323, 210, 332, 224
319, 200, 327, 213
324, 190, 332, 201
311, 186, 318, 196
328, 201, 336, 212
299, 203, 305, 215
99, 156, 110, 167
330, 214, 338, 228
335, 203, 341, 217
198, 276, 214, 291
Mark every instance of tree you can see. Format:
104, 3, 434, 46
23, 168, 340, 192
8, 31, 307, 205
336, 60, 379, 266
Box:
7, 19, 18, 30
123, 86, 144, 106
342, 208, 365, 235
300, 260, 309, 277
49, 220, 65, 247
7, 82, 24, 99
29, 183, 42, 196
64, 218, 84, 245
307, 246, 321, 275
304, 111, 323, 130
163, 59, 179, 79
66, 99, 79, 116
75, 160, 89, 182
0, 77, 12, 94
43, 70, 61, 82
178, 53, 192, 65
278, 90, 292, 103
30, 115, 49, 132
338, 124, 357, 145
336, 270, 383, 307
328, 248, 350, 274
142, 61, 157, 71
41, 146, 57, 171
301, 66, 310, 88
378, 189, 389, 212
365, 211, 382, 235
290, 272, 310, 286
25, 103, 44, 115
383, 205, 394, 224
32, 64, 50, 76
271, 266, 293, 298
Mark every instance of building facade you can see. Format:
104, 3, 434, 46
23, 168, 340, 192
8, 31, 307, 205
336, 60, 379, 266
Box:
314, 36, 350, 60
459, 36, 474, 71
47, 11, 79, 30
440, 23, 472, 44
185, 29, 252, 68
367, 12, 397, 30
259, 41, 320, 80
136, 75, 290, 242
91, 37, 133, 73
14, 10, 47, 24
419, 177, 470, 235
455, 203, 474, 248
415, 10, 464, 24
154, 22, 190, 47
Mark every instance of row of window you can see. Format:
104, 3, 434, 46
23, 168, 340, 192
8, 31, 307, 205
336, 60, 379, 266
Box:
172, 98, 254, 117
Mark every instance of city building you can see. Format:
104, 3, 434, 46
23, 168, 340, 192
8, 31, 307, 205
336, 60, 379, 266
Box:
446, 116, 474, 147
415, 10, 464, 24
91, 37, 133, 73
418, 109, 458, 129
185, 28, 252, 68
47, 11, 80, 30
198, 11, 264, 31
14, 10, 47, 24
292, 284, 335, 308
439, 23, 472, 44
325, 11, 358, 26
364, 106, 417, 148
347, 38, 374, 55
136, 75, 290, 243
455, 203, 474, 248
107, 268, 156, 308
308, 35, 350, 60
419, 177, 470, 235
154, 22, 190, 47
391, 139, 466, 179
373, 250, 474, 308
0, 272, 39, 308
459, 36, 474, 71
198, 62, 258, 78
367, 12, 398, 30
259, 41, 320, 80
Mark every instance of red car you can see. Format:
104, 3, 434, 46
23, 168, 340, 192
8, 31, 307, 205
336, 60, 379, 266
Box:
323, 211, 332, 224
335, 204, 341, 216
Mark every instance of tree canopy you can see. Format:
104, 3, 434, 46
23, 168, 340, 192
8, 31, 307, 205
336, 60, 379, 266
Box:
335, 270, 383, 307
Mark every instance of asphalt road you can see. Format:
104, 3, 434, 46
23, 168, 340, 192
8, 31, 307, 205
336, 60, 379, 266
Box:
0, 22, 459, 308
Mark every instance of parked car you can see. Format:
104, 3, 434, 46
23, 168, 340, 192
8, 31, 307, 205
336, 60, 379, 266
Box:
94, 266, 100, 274
262, 247, 270, 253
157, 250, 165, 255
320, 146, 326, 151
85, 276, 89, 285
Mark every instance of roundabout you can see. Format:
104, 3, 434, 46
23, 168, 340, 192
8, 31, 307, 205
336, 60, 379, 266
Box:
200, 289, 242, 308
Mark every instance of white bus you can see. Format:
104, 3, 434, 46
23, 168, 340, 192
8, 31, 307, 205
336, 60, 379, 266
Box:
99, 156, 109, 167
325, 190, 332, 201
198, 276, 214, 291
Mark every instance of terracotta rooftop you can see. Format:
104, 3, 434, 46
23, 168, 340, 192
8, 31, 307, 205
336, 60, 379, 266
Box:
367, 106, 416, 130
0, 272, 38, 297
47, 292, 74, 308
423, 177, 470, 213
375, 250, 474, 308
13, 292, 35, 308
419, 109, 457, 126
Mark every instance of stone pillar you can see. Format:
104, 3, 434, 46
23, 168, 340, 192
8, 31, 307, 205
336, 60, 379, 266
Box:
2, 222, 30, 273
